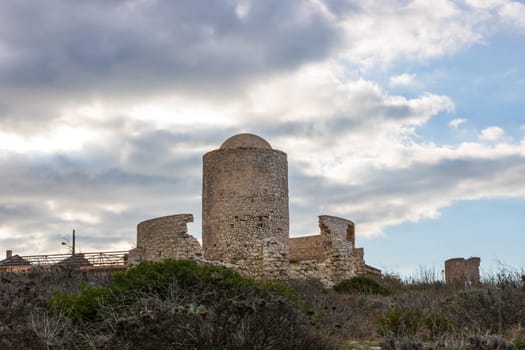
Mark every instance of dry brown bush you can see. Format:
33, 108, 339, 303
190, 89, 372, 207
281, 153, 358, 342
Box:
0, 266, 113, 349
287, 270, 525, 349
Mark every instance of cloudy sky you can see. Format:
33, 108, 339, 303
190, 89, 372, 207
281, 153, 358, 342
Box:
1, 0, 524, 277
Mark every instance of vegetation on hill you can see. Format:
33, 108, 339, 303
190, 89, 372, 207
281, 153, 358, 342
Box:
0, 260, 333, 349
1, 263, 524, 349
333, 276, 390, 296
293, 270, 525, 349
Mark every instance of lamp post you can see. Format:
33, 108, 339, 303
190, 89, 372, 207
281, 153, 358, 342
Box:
61, 229, 76, 256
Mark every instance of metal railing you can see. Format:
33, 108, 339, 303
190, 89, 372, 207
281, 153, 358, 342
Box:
0, 251, 129, 268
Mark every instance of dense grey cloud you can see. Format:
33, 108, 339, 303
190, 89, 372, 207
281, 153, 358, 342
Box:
0, 0, 340, 133
0, 0, 337, 90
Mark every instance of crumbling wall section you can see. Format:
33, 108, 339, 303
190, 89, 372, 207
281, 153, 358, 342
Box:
445, 257, 481, 286
289, 216, 355, 286
319, 215, 354, 284
130, 214, 201, 264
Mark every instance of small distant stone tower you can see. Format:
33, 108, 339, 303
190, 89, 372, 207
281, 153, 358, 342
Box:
445, 257, 481, 286
202, 133, 289, 280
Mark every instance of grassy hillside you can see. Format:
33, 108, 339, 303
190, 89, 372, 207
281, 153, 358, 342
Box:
1, 262, 524, 349
0, 260, 332, 350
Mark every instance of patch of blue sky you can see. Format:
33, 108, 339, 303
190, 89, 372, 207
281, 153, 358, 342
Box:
356, 31, 525, 146
361, 198, 525, 279
415, 33, 523, 140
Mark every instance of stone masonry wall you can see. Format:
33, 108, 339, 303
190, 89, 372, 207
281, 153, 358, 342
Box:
289, 235, 324, 262
129, 214, 201, 264
365, 264, 382, 279
262, 238, 289, 281
445, 257, 481, 286
202, 147, 289, 281
351, 248, 366, 276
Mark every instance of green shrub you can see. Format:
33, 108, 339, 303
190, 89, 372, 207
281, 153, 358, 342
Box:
110, 259, 255, 292
334, 276, 390, 296
422, 314, 452, 339
47, 260, 333, 349
514, 340, 525, 350
376, 309, 451, 339
376, 309, 422, 337
50, 284, 108, 322
50, 260, 299, 323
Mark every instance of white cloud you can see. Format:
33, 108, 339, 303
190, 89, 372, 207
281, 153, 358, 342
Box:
0, 126, 98, 153
312, 136, 525, 236
479, 126, 505, 141
498, 1, 525, 30
338, 0, 485, 67
466, 0, 525, 31
58, 211, 100, 225
449, 118, 467, 128
389, 73, 418, 87
332, 0, 525, 69
464, 0, 506, 10
235, 0, 251, 19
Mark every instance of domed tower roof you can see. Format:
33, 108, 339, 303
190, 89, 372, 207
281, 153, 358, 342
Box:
220, 133, 272, 150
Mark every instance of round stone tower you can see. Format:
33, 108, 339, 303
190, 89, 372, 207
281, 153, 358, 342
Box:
202, 133, 289, 280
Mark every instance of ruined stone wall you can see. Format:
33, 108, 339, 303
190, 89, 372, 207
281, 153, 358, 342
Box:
124, 133, 380, 286
319, 215, 354, 284
288, 216, 355, 286
445, 257, 480, 286
365, 264, 382, 279
289, 260, 322, 279
351, 248, 366, 276
129, 214, 201, 264
289, 235, 324, 262
262, 238, 289, 281
202, 141, 289, 281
